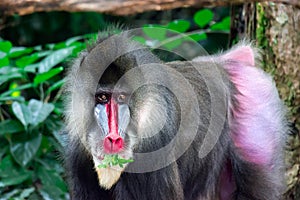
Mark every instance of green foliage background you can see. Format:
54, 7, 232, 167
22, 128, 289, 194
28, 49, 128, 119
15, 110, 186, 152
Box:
0, 8, 230, 200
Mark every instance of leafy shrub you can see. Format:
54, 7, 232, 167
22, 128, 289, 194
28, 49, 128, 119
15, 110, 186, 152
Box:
0, 35, 92, 200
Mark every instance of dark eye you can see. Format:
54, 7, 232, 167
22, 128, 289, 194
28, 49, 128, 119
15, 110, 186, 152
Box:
95, 93, 110, 104
117, 94, 127, 103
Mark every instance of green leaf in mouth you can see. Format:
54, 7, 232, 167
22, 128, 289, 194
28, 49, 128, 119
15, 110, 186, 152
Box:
97, 154, 134, 169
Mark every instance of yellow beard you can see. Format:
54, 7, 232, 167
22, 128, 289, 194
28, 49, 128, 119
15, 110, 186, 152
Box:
95, 166, 124, 189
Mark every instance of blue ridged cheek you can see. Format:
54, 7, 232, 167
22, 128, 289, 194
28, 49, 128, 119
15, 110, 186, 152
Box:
118, 104, 130, 138
94, 104, 109, 135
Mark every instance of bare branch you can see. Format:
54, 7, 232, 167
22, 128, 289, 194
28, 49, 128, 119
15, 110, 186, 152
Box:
0, 0, 299, 17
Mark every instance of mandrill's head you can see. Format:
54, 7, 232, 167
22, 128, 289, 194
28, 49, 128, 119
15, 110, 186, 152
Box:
65, 33, 164, 189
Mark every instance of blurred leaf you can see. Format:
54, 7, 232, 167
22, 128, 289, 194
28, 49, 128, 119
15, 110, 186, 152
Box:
16, 53, 39, 68
9, 47, 33, 58
0, 51, 6, 59
0, 174, 31, 187
0, 41, 12, 53
24, 63, 39, 73
167, 20, 190, 33
9, 82, 21, 97
38, 167, 68, 192
0, 120, 24, 135
1, 83, 33, 97
145, 40, 160, 48
0, 156, 19, 177
211, 16, 231, 30
38, 167, 68, 200
0, 66, 23, 86
38, 46, 75, 73
2, 187, 36, 200
186, 32, 207, 42
19, 51, 52, 71
0, 143, 8, 160
12, 101, 31, 127
34, 67, 64, 86
0, 96, 25, 102
0, 73, 22, 86
163, 38, 183, 50
19, 187, 35, 199
143, 25, 167, 41
0, 189, 21, 200
132, 36, 147, 45
28, 99, 55, 126
0, 55, 9, 67
10, 133, 42, 166
194, 9, 214, 28
0, 66, 21, 74
46, 78, 66, 95
0, 156, 32, 186
65, 35, 84, 46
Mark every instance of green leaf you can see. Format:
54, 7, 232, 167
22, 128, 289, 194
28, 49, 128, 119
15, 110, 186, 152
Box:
9, 82, 21, 97
98, 155, 134, 168
19, 187, 35, 199
28, 99, 55, 126
0, 73, 22, 86
0, 41, 12, 53
34, 67, 64, 86
38, 167, 68, 192
163, 38, 183, 50
0, 155, 32, 186
65, 35, 84, 46
37, 167, 68, 200
24, 63, 39, 73
186, 33, 207, 42
16, 53, 39, 68
132, 36, 147, 45
0, 174, 31, 187
0, 66, 23, 86
194, 9, 214, 28
0, 96, 25, 102
143, 25, 167, 41
0, 120, 24, 135
12, 101, 31, 127
38, 46, 75, 73
9, 47, 33, 58
1, 83, 33, 97
0, 156, 15, 176
0, 189, 21, 199
45, 78, 66, 95
10, 133, 42, 166
167, 20, 190, 33
211, 16, 231, 31
0, 55, 9, 67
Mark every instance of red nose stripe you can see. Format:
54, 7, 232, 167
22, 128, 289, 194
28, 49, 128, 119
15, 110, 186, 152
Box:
105, 98, 119, 135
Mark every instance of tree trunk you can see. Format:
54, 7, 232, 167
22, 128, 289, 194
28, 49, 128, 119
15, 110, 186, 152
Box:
256, 3, 300, 199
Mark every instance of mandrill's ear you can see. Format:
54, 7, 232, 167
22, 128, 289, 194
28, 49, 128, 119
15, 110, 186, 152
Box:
220, 42, 256, 66
220, 42, 286, 166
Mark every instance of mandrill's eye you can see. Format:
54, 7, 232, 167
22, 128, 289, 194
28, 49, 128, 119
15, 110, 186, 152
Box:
117, 93, 127, 104
95, 93, 110, 104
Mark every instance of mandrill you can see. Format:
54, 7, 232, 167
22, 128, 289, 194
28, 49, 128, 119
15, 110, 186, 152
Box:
64, 29, 287, 200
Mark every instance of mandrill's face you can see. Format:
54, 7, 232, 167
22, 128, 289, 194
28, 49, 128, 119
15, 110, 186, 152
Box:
87, 84, 137, 189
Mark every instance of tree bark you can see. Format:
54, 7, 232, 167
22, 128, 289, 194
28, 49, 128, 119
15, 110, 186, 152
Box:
231, 3, 300, 199
255, 3, 300, 199
0, 0, 299, 17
